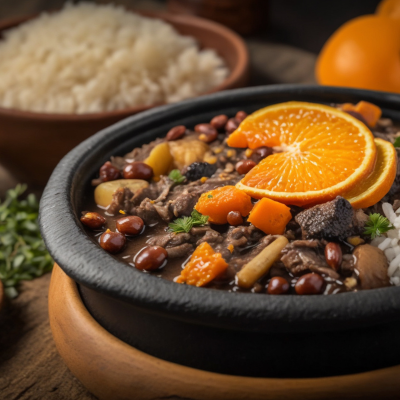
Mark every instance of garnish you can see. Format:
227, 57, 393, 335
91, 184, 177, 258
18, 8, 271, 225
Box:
394, 137, 400, 148
168, 169, 185, 184
168, 210, 208, 233
364, 213, 394, 239
0, 184, 53, 298
207, 195, 213, 198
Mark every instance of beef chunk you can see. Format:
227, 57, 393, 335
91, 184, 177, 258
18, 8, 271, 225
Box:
108, 187, 134, 215
228, 235, 277, 272
146, 232, 191, 248
295, 196, 363, 240
353, 244, 391, 289
166, 243, 194, 258
131, 198, 161, 224
170, 191, 201, 217
130, 176, 172, 207
281, 240, 339, 279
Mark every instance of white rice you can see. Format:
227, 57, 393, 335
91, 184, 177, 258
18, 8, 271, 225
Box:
0, 3, 229, 114
371, 202, 400, 285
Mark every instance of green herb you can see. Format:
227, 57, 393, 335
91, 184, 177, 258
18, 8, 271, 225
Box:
207, 195, 213, 199
168, 210, 209, 234
0, 184, 53, 298
364, 213, 394, 239
394, 137, 400, 148
168, 169, 185, 184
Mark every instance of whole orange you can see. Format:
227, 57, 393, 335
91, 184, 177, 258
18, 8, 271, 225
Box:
316, 15, 400, 93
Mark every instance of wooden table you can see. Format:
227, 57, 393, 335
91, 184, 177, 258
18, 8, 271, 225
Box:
0, 2, 316, 399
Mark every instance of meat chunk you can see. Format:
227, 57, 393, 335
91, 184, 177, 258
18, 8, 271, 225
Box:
281, 240, 339, 279
295, 196, 364, 240
228, 235, 276, 271
107, 187, 133, 215
353, 244, 391, 289
146, 232, 191, 248
166, 243, 194, 258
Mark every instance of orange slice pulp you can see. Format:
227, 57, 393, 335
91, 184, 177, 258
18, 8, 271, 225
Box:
230, 102, 377, 207
343, 138, 397, 208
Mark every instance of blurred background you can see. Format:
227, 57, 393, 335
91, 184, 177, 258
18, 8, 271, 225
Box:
1, 0, 382, 53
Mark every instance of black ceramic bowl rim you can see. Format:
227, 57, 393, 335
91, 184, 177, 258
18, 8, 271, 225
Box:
40, 84, 400, 334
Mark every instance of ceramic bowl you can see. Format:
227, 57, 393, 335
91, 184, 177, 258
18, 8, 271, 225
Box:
0, 11, 248, 188
40, 85, 400, 378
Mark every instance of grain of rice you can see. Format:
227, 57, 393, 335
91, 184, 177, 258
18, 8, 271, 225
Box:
371, 202, 400, 285
383, 202, 397, 223
0, 3, 229, 114
378, 237, 392, 251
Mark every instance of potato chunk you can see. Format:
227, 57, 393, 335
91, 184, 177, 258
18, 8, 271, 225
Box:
168, 137, 209, 169
144, 142, 174, 178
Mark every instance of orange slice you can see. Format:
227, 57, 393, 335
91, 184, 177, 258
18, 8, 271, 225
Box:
343, 138, 397, 209
232, 102, 377, 206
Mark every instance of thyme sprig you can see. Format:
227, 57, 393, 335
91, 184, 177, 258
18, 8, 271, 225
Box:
168, 210, 208, 234
364, 213, 394, 239
168, 169, 185, 184
0, 184, 53, 298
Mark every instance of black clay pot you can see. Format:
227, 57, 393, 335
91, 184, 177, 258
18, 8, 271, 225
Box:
40, 85, 400, 378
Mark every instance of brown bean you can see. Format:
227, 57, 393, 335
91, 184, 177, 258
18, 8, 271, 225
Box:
250, 146, 273, 163
80, 212, 106, 230
235, 110, 248, 122
195, 123, 218, 143
116, 216, 144, 236
295, 273, 324, 295
235, 159, 256, 174
123, 162, 153, 180
99, 161, 120, 182
135, 246, 168, 271
100, 230, 126, 254
210, 114, 228, 130
227, 211, 243, 226
225, 117, 240, 133
166, 125, 186, 141
267, 277, 290, 295
324, 242, 342, 271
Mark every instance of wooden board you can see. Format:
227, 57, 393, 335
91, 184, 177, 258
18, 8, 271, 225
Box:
0, 273, 96, 400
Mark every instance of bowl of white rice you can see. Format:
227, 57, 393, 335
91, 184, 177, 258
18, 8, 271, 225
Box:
0, 3, 248, 187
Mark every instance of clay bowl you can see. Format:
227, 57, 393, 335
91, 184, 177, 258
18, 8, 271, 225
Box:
40, 85, 400, 379
0, 11, 248, 188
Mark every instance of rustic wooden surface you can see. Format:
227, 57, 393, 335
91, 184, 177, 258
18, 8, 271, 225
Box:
0, 2, 316, 400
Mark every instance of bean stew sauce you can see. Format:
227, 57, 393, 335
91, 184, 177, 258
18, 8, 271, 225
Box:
80, 102, 400, 295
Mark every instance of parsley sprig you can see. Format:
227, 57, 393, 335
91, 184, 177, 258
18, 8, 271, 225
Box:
168, 210, 209, 233
394, 137, 400, 148
364, 213, 394, 239
168, 169, 185, 184
0, 184, 53, 298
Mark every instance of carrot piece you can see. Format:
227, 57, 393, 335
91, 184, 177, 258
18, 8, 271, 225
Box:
248, 198, 292, 235
176, 242, 228, 287
194, 186, 253, 224
341, 101, 382, 127
354, 101, 382, 127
